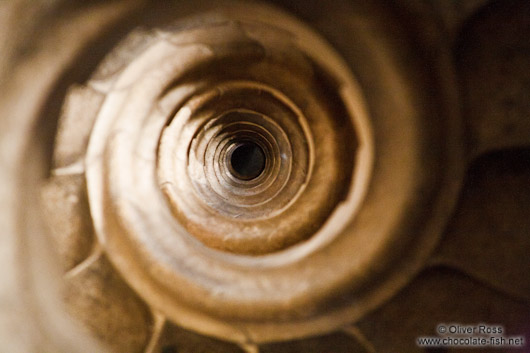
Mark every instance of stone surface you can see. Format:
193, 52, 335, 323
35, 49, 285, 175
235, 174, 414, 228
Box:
457, 0, 530, 157
41, 173, 94, 271
52, 85, 104, 169
432, 149, 530, 302
64, 253, 153, 353
358, 268, 530, 353
151, 322, 247, 353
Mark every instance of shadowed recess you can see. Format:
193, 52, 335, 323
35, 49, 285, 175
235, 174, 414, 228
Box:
229, 141, 266, 180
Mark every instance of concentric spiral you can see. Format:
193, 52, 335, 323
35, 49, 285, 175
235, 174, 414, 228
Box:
6, 0, 530, 352
158, 81, 317, 254
36, 0, 467, 348
84, 6, 373, 341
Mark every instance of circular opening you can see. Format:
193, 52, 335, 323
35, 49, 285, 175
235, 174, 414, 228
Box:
229, 141, 266, 180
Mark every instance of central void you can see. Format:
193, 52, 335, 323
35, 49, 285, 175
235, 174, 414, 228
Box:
229, 141, 266, 180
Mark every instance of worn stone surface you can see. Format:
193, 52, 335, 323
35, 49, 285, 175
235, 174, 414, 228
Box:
358, 268, 530, 353
41, 173, 94, 271
432, 149, 530, 302
52, 85, 104, 169
457, 0, 530, 157
0, 1, 141, 352
64, 253, 153, 353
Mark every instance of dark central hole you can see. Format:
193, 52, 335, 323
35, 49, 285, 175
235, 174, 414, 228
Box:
230, 141, 266, 180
